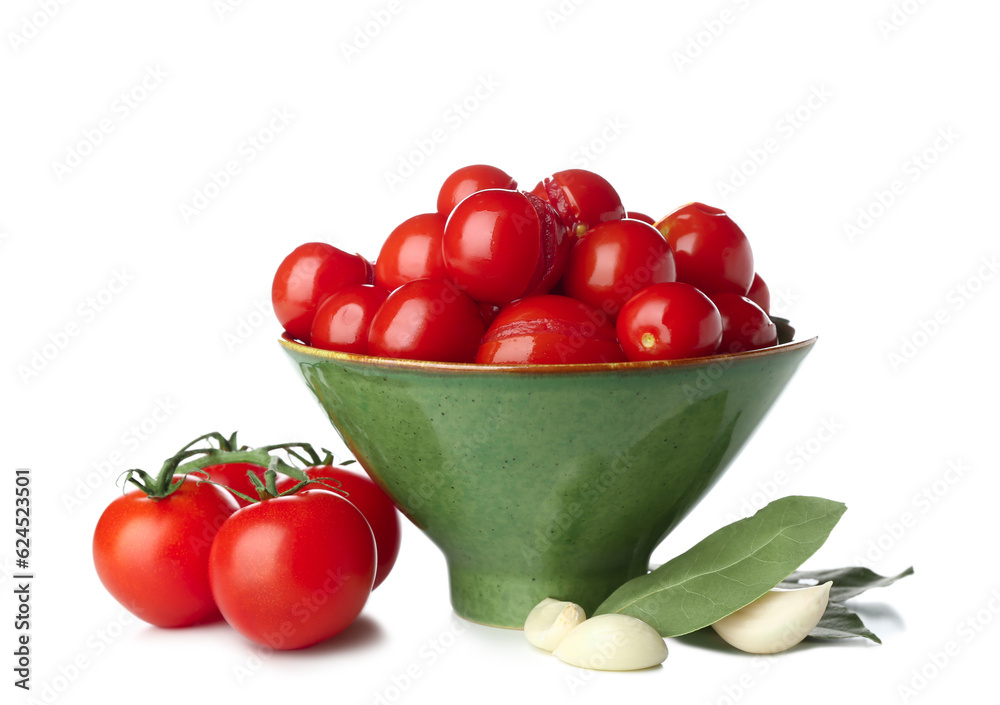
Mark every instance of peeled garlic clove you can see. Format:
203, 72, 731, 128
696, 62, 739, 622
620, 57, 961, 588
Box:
524, 598, 587, 651
711, 581, 832, 654
553, 614, 668, 671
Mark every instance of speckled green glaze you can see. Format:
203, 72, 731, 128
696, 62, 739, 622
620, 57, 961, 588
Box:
280, 336, 817, 628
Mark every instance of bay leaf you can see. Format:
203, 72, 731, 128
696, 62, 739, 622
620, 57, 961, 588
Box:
594, 495, 846, 637
778, 565, 914, 603
809, 601, 882, 643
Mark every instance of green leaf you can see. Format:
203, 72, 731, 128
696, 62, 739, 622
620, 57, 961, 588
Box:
778, 566, 914, 603
594, 496, 847, 637
809, 602, 882, 643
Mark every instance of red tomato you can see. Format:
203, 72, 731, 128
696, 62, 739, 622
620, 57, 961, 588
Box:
710, 293, 778, 353
272, 242, 373, 344
374, 213, 449, 291
531, 169, 626, 237
655, 203, 754, 296
476, 295, 626, 364
93, 477, 239, 627
746, 272, 771, 315
310, 284, 390, 354
209, 490, 376, 650
437, 164, 517, 216
442, 189, 569, 305
201, 462, 268, 508
561, 218, 676, 320
616, 282, 723, 361
626, 211, 656, 225
367, 278, 485, 362
276, 466, 401, 589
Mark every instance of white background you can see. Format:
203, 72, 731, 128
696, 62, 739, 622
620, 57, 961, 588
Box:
2, 1, 998, 703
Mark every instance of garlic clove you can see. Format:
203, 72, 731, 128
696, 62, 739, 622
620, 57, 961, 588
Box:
711, 581, 833, 654
553, 613, 668, 671
524, 598, 587, 651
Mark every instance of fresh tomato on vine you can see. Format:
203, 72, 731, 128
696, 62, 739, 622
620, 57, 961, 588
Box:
208, 468, 377, 650
276, 465, 401, 589
93, 449, 239, 627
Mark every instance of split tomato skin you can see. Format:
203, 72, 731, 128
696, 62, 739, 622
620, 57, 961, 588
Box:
92, 478, 239, 627
208, 489, 376, 650
437, 164, 517, 217
272, 242, 373, 344
375, 213, 449, 291
532, 169, 626, 237
442, 189, 570, 305
309, 284, 390, 355
367, 278, 485, 362
655, 203, 754, 297
561, 218, 676, 321
617, 282, 723, 361
476, 295, 626, 365
276, 466, 401, 589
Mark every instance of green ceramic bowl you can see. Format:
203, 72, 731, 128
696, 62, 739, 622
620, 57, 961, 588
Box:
280, 330, 816, 628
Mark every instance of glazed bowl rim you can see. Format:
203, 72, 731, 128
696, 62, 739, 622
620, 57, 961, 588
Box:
279, 333, 818, 375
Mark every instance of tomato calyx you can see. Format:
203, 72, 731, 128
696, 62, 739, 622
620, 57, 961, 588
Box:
121, 431, 357, 503
119, 448, 219, 500
169, 432, 357, 504
199, 457, 350, 505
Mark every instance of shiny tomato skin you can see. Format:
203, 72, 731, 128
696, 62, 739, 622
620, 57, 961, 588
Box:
209, 490, 376, 650
201, 462, 268, 508
442, 189, 569, 305
532, 169, 626, 237
746, 272, 771, 315
655, 203, 754, 297
375, 213, 449, 291
310, 284, 390, 354
367, 278, 485, 362
272, 242, 373, 344
275, 466, 401, 589
437, 164, 517, 216
93, 478, 239, 627
710, 293, 778, 353
626, 211, 656, 225
617, 282, 723, 361
561, 218, 676, 320
476, 295, 626, 365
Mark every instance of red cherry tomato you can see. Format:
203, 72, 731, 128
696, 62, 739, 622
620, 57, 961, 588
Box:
93, 477, 238, 627
710, 293, 778, 353
374, 213, 449, 291
655, 203, 754, 297
626, 211, 656, 225
616, 282, 723, 361
310, 284, 390, 354
209, 489, 376, 650
442, 189, 569, 305
476, 295, 626, 364
367, 278, 485, 362
561, 218, 676, 320
275, 466, 401, 590
746, 272, 771, 315
437, 164, 517, 216
272, 242, 373, 343
201, 462, 268, 508
531, 169, 626, 237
